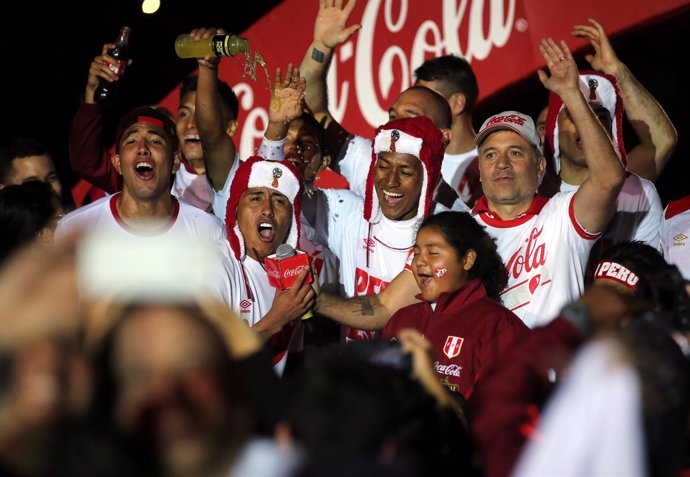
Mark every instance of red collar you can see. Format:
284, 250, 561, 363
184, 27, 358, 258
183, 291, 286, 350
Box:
110, 192, 180, 235
471, 194, 549, 228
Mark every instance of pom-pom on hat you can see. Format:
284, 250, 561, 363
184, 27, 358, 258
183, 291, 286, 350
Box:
363, 116, 445, 223
115, 105, 179, 153
225, 156, 304, 260
545, 71, 626, 173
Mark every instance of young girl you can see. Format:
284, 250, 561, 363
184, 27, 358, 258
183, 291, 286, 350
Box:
382, 211, 528, 399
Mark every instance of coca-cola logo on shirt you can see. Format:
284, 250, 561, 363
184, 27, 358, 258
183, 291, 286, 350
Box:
434, 361, 462, 377
505, 226, 547, 280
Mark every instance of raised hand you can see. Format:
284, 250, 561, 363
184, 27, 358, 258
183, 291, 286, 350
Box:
85, 43, 132, 103
269, 63, 306, 124
537, 38, 579, 98
189, 27, 224, 70
572, 18, 621, 76
256, 268, 316, 339
314, 0, 362, 50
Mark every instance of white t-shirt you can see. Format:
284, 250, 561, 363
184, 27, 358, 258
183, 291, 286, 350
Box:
171, 161, 212, 211
561, 173, 662, 249
314, 188, 424, 339
442, 148, 478, 203
218, 250, 303, 376
209, 152, 241, 223
513, 338, 645, 477
299, 216, 340, 290
55, 193, 231, 304
660, 195, 690, 280
473, 192, 598, 328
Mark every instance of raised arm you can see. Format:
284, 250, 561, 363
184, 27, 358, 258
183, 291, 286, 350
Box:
314, 269, 421, 330
299, 0, 361, 127
538, 38, 624, 233
572, 18, 677, 181
69, 43, 125, 193
192, 27, 237, 191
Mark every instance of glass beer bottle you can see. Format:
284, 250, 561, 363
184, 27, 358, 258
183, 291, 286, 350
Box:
94, 26, 131, 106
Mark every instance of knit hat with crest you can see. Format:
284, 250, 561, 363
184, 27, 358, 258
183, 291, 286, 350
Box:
225, 156, 304, 260
545, 71, 626, 173
363, 116, 445, 223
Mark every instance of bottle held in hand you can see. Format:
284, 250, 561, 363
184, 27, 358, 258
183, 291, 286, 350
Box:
94, 26, 131, 106
175, 33, 249, 58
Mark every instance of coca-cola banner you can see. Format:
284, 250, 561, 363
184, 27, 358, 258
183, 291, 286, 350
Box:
160, 0, 687, 159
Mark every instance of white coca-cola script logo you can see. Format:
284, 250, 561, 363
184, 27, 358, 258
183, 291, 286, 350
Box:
235, 0, 517, 158
434, 361, 462, 377
505, 226, 546, 280
283, 265, 306, 278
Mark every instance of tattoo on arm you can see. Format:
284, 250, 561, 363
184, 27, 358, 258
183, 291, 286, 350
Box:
311, 48, 325, 63
357, 298, 374, 316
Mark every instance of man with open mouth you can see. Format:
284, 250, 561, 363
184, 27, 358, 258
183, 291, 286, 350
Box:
307, 115, 448, 342
222, 156, 316, 374
56, 106, 232, 302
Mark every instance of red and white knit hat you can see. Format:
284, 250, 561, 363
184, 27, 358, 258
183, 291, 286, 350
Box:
363, 116, 445, 223
545, 71, 626, 173
225, 156, 304, 260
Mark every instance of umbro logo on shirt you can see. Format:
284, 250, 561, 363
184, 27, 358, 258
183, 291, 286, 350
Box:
673, 233, 687, 247
240, 299, 251, 314
362, 238, 375, 253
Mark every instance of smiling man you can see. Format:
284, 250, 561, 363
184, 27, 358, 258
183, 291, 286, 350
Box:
310, 116, 447, 340
313, 38, 626, 331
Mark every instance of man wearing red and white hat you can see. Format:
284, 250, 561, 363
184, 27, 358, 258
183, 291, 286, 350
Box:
544, 71, 664, 251
310, 115, 446, 340
220, 157, 315, 371
315, 38, 626, 330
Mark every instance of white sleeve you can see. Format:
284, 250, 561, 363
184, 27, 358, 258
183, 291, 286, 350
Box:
337, 135, 373, 198
321, 188, 364, 260
258, 136, 287, 161
210, 153, 241, 223
631, 178, 663, 250
513, 339, 646, 477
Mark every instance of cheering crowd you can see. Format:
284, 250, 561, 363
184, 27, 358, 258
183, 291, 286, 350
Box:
0, 1, 688, 476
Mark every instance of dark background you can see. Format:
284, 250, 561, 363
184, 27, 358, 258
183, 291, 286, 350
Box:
1, 1, 688, 205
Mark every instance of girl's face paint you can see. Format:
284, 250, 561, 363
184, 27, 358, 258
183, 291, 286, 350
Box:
412, 226, 470, 303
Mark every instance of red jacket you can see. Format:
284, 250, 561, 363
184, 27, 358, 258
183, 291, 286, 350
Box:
382, 278, 528, 400
469, 316, 582, 477
69, 99, 122, 193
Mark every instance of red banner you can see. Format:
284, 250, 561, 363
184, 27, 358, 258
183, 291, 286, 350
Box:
160, 0, 688, 160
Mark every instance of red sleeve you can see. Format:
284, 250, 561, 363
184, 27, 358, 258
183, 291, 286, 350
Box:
69, 99, 121, 193
469, 316, 582, 477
